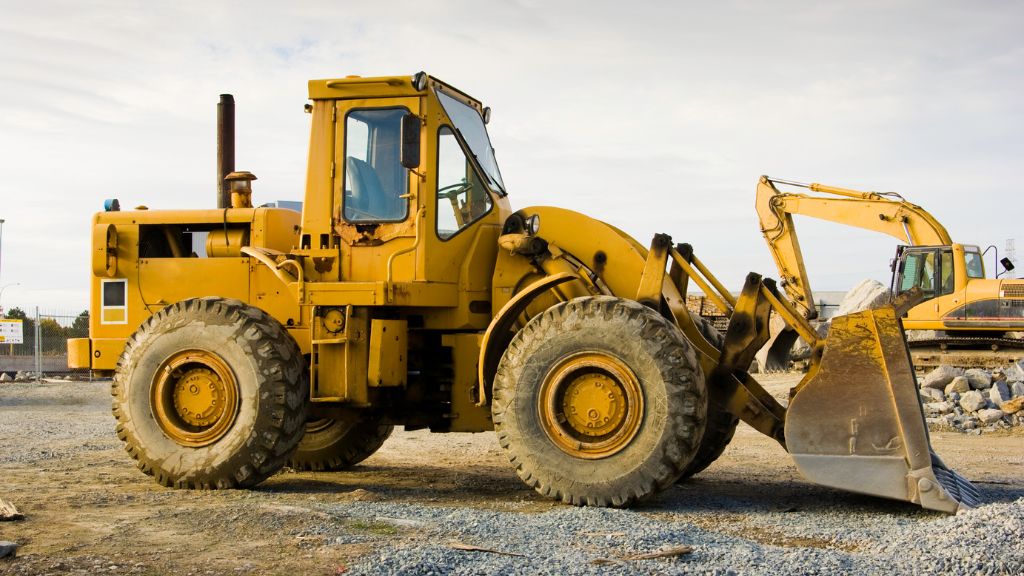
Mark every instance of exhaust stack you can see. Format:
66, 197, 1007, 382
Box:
217, 94, 235, 209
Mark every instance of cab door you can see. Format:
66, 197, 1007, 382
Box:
333, 98, 422, 283
416, 88, 510, 328
895, 246, 959, 329
895, 247, 939, 328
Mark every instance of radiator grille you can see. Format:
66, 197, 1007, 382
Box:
1002, 283, 1024, 298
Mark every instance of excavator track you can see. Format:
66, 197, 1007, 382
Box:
909, 336, 1024, 371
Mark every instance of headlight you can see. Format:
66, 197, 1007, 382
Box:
526, 214, 540, 236
412, 71, 428, 91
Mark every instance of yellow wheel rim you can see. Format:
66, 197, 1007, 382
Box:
151, 350, 239, 447
538, 351, 643, 459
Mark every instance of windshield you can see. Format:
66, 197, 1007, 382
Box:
435, 88, 505, 194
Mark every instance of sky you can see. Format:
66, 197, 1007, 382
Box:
0, 0, 1021, 314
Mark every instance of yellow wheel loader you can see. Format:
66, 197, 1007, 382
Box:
756, 176, 1024, 370
69, 73, 978, 512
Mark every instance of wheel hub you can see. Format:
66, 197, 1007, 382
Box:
561, 372, 627, 437
151, 350, 239, 447
172, 367, 226, 427
539, 351, 643, 459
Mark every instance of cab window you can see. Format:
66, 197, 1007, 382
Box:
343, 108, 409, 222
964, 250, 985, 279
900, 251, 937, 296
939, 249, 955, 295
436, 126, 492, 239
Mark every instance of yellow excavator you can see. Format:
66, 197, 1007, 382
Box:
756, 176, 1023, 370
68, 74, 978, 512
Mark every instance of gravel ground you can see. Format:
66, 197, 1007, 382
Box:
0, 376, 1022, 575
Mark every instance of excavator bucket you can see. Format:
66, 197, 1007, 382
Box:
785, 306, 980, 513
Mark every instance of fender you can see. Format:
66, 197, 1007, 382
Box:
477, 271, 576, 405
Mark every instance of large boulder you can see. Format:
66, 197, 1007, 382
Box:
959, 390, 987, 413
919, 387, 945, 403
964, 369, 993, 390
1011, 381, 1024, 399
1004, 360, 1024, 383
990, 381, 1013, 405
923, 401, 954, 416
920, 365, 963, 390
977, 409, 1005, 425
1000, 397, 1024, 415
944, 376, 970, 395
834, 279, 891, 317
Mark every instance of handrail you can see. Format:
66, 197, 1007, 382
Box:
240, 247, 304, 301
385, 204, 425, 302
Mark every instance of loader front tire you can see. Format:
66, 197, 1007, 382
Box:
678, 405, 738, 479
492, 296, 706, 507
679, 314, 738, 479
112, 297, 307, 489
287, 417, 393, 471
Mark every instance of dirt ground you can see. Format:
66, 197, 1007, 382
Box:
0, 374, 1021, 575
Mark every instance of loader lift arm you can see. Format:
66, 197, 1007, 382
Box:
755, 175, 952, 320
641, 236, 978, 513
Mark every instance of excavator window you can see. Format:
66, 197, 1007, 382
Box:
964, 250, 985, 279
940, 250, 955, 295
343, 108, 409, 222
435, 126, 492, 240
899, 250, 938, 298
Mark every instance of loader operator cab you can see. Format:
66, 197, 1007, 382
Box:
337, 80, 504, 235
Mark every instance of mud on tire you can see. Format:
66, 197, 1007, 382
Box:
492, 296, 707, 507
112, 297, 308, 489
287, 417, 393, 472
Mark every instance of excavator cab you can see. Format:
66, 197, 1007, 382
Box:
892, 245, 955, 300
891, 244, 991, 300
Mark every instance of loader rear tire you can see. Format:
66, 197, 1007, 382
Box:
112, 297, 307, 489
286, 417, 393, 471
679, 314, 738, 480
492, 296, 706, 507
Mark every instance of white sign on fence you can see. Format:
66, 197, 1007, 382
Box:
0, 319, 24, 344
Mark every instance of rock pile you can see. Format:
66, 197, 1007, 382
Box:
918, 361, 1024, 432
5, 371, 37, 382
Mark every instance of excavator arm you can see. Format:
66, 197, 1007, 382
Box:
755, 175, 952, 319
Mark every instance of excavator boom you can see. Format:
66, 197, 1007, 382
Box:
756, 175, 952, 319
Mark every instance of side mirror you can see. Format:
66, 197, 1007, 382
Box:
400, 113, 421, 170
1001, 257, 1015, 272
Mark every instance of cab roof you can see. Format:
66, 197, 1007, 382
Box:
307, 73, 483, 109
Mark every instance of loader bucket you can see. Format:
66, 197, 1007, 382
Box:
785, 306, 980, 513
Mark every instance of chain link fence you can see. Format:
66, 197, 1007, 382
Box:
1, 307, 88, 376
